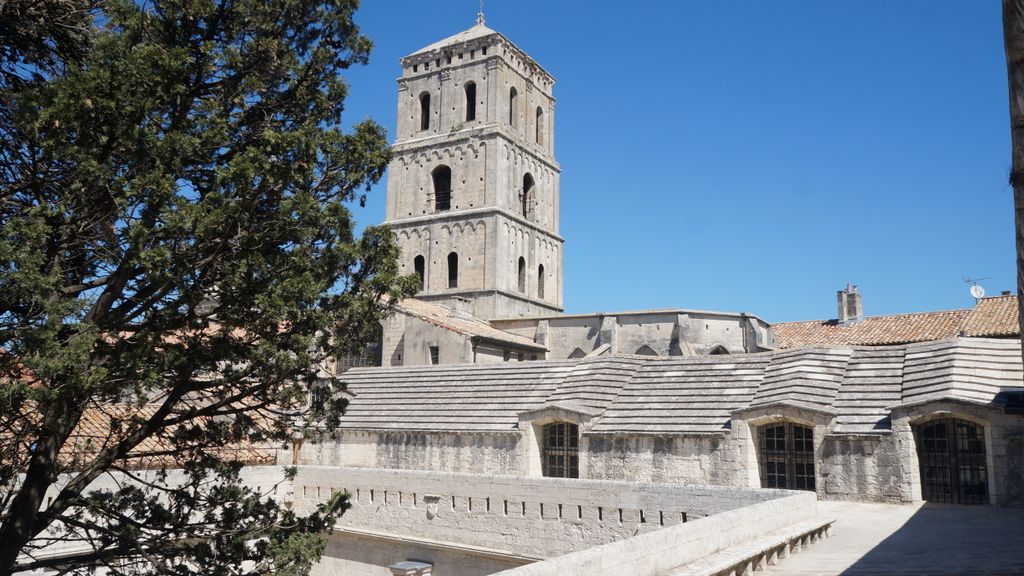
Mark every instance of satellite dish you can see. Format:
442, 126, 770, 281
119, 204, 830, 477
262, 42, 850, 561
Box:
970, 284, 985, 299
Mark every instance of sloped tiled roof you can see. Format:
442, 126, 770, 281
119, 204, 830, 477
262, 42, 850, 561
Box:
773, 309, 970, 348
748, 348, 851, 411
774, 296, 1019, 349
396, 298, 546, 351
339, 338, 1024, 436
589, 355, 769, 434
340, 361, 576, 432
960, 295, 1019, 337
67, 404, 277, 469
0, 402, 278, 472
407, 22, 499, 57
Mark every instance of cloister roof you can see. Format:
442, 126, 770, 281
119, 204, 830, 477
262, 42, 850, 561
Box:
338, 337, 1024, 436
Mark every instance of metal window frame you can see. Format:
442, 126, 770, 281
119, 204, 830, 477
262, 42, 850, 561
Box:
758, 422, 815, 492
914, 418, 989, 505
542, 422, 579, 479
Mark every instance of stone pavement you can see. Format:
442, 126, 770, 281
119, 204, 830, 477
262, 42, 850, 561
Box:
760, 500, 1024, 575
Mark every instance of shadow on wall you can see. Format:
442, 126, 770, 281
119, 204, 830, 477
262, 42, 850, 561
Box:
838, 503, 1024, 575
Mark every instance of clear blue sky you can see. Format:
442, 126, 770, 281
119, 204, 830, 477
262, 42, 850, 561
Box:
340, 1, 1011, 323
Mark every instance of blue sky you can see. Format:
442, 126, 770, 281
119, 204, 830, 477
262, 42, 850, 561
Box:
340, 1, 1011, 323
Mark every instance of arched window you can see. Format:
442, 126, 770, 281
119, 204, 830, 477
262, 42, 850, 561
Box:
709, 345, 729, 355
465, 82, 477, 121
419, 92, 431, 131
521, 173, 535, 219
537, 264, 545, 299
447, 252, 458, 288
758, 422, 815, 491
432, 165, 451, 212
635, 345, 658, 356
413, 255, 425, 291
508, 87, 518, 127
535, 106, 543, 144
542, 422, 578, 478
517, 257, 526, 293
914, 418, 988, 504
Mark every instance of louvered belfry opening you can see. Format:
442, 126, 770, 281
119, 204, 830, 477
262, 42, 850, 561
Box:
542, 422, 579, 478
915, 418, 989, 505
758, 422, 815, 491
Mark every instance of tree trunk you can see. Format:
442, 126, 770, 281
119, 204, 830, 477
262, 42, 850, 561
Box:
0, 397, 76, 574
1004, 0, 1024, 369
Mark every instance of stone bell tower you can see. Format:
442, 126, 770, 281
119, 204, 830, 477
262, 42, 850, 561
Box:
383, 13, 564, 319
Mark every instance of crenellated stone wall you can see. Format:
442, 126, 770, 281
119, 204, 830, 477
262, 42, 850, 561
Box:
290, 466, 800, 570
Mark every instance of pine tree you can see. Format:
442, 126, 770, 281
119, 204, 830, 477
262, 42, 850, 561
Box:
0, 0, 413, 572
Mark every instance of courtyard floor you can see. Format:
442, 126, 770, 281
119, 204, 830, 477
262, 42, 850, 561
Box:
760, 500, 1024, 575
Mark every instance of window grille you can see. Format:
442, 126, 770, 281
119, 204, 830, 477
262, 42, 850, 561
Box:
542, 422, 579, 478
758, 422, 815, 491
915, 418, 988, 505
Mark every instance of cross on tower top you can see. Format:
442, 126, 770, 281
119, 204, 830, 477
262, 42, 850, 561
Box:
477, 0, 485, 25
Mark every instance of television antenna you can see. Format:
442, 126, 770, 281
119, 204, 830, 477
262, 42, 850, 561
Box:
963, 276, 991, 301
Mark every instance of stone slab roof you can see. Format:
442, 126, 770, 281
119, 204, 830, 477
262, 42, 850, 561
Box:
338, 338, 1024, 436
773, 296, 1018, 349
340, 361, 576, 432
407, 22, 499, 57
589, 355, 769, 434
395, 298, 546, 351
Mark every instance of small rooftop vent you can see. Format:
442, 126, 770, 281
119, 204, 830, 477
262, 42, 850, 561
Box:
837, 284, 863, 326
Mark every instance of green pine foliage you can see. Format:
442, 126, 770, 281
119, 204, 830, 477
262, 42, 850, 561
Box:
0, 0, 414, 572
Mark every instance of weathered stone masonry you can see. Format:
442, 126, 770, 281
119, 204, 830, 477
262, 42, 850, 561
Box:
304, 338, 1024, 506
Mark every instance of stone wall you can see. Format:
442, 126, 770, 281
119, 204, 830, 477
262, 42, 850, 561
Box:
291, 467, 796, 561
584, 434, 739, 486
489, 309, 775, 360
819, 434, 904, 503
316, 530, 526, 576
331, 430, 522, 475
490, 491, 817, 576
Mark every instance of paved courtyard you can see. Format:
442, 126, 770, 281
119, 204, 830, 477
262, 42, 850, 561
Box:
761, 501, 1024, 575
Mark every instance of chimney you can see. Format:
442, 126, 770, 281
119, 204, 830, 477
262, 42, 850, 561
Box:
837, 284, 863, 326
449, 296, 475, 320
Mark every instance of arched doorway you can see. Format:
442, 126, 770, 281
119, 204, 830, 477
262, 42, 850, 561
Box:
758, 422, 815, 491
914, 418, 989, 504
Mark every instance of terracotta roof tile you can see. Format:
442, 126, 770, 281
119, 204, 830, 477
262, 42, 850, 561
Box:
961, 295, 1019, 337
66, 405, 277, 469
3, 403, 277, 471
774, 296, 1021, 349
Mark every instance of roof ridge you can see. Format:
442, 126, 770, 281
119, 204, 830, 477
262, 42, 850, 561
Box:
776, 307, 971, 327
